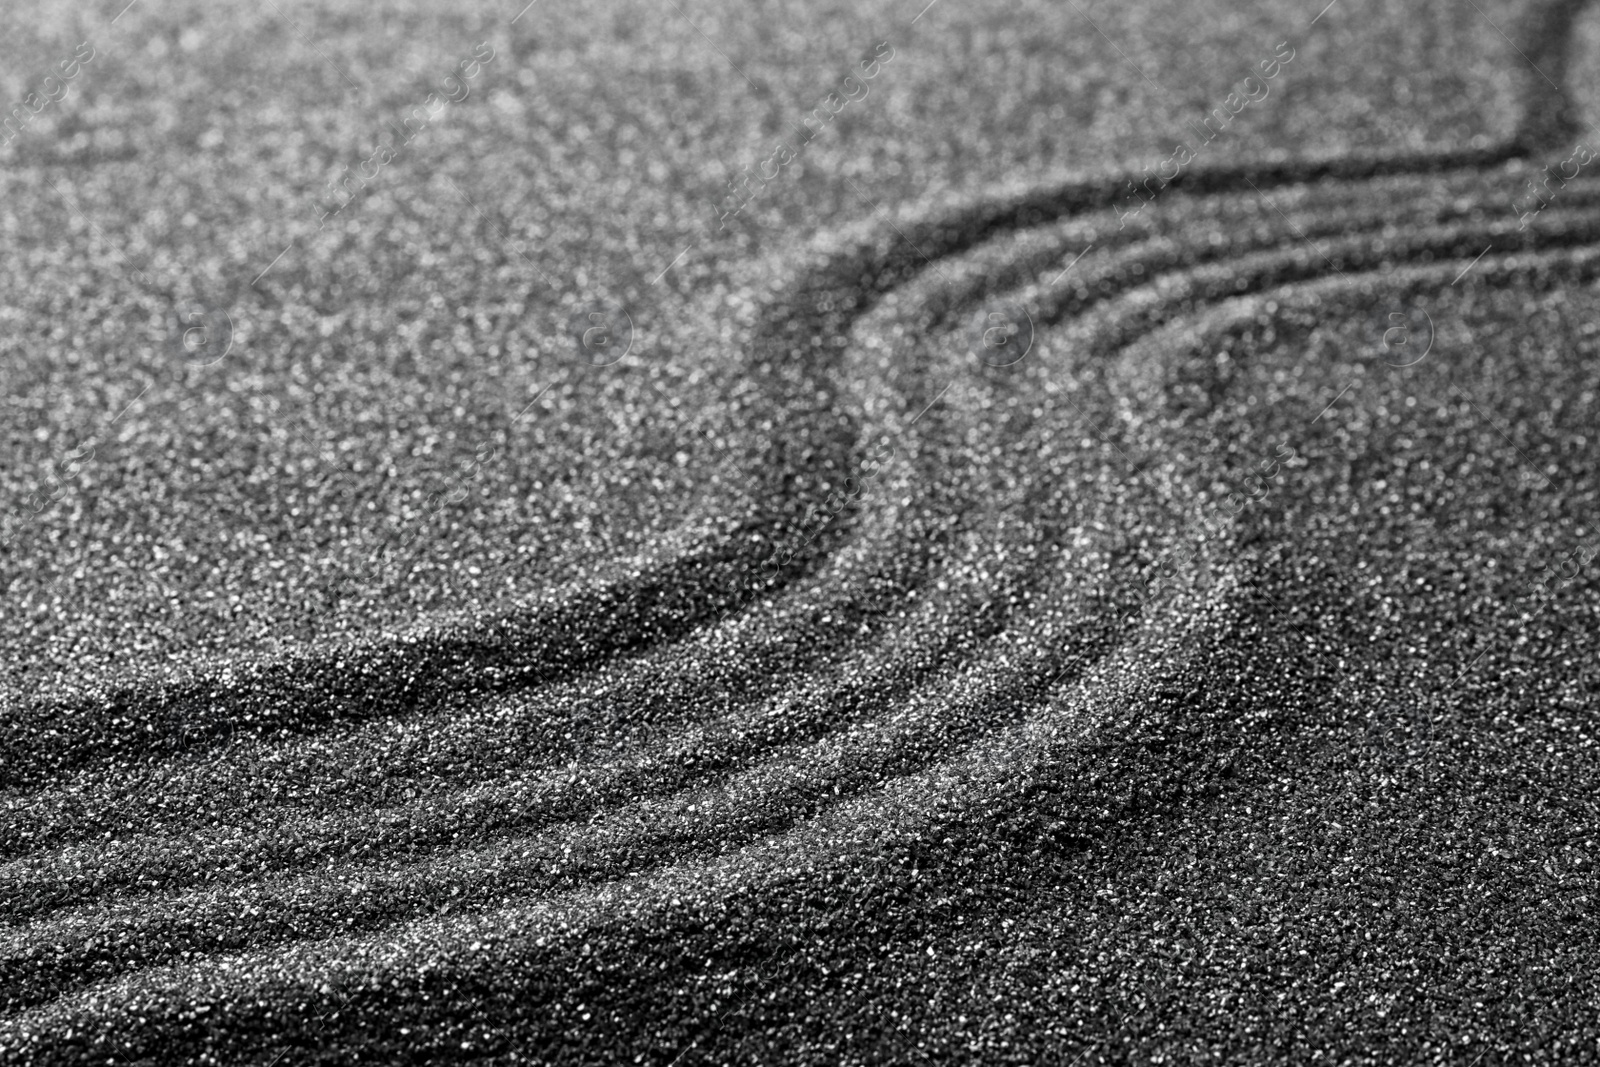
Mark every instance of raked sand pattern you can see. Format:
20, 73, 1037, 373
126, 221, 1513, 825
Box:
3, 0, 1600, 1063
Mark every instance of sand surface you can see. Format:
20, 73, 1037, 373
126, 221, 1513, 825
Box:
2, 0, 1598, 1062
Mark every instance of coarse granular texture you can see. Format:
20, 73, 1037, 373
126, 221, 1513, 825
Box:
1, 0, 1598, 1063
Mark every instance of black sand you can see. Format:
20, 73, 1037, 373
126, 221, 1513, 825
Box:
2, 0, 1598, 1062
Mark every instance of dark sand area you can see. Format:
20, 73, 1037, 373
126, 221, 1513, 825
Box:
1, 0, 1598, 1062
